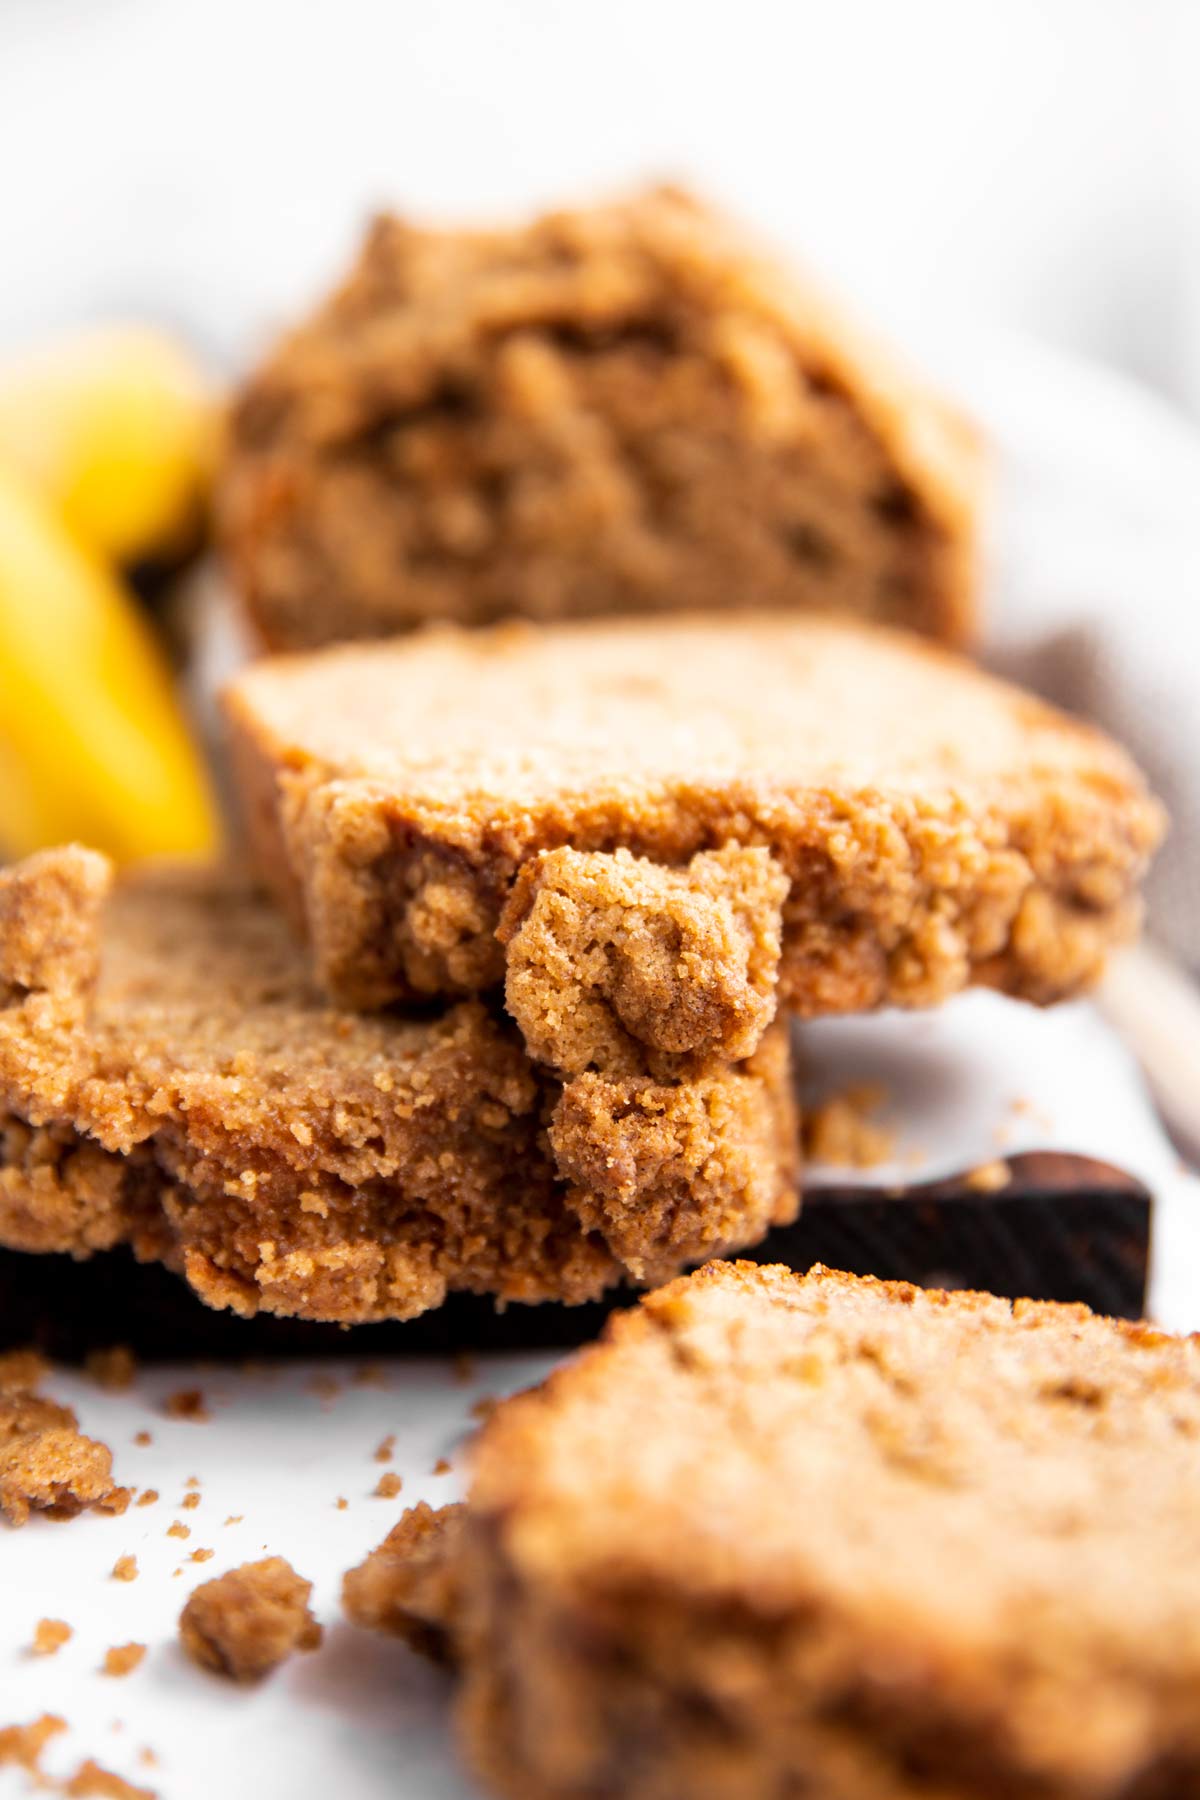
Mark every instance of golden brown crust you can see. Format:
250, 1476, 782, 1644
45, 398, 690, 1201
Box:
179, 1557, 322, 1680
454, 1263, 1200, 1800
224, 612, 1163, 1017
219, 186, 982, 652
0, 851, 798, 1323
342, 1500, 466, 1661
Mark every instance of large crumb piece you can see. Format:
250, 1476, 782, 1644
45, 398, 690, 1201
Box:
101, 1643, 145, 1678
0, 1713, 66, 1773
84, 1346, 136, 1391
179, 1556, 322, 1681
801, 1082, 896, 1169
0, 1347, 49, 1392
455, 1261, 1200, 1800
219, 186, 981, 654
343, 1502, 466, 1662
499, 846, 787, 1075
64, 1759, 156, 1799
31, 1618, 72, 1656
0, 1389, 129, 1526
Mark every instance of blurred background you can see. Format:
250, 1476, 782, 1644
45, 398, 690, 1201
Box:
2, 0, 1197, 404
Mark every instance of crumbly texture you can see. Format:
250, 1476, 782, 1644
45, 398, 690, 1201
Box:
225, 612, 1162, 1016
0, 1714, 66, 1774
801, 1082, 895, 1169
498, 846, 788, 1075
343, 1500, 466, 1662
63, 1762, 156, 1800
0, 1387, 129, 1527
31, 1619, 72, 1656
219, 186, 981, 652
179, 1556, 322, 1681
453, 1262, 1200, 1800
0, 850, 797, 1324
100, 1643, 145, 1678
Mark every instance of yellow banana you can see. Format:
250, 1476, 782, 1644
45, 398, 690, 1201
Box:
0, 325, 218, 567
0, 463, 219, 863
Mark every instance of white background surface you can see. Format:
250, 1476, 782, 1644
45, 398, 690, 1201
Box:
0, 0, 1197, 403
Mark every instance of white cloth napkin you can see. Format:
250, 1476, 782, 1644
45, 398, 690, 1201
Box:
924, 328, 1200, 968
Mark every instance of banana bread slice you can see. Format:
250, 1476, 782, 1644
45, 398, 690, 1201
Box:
219, 185, 982, 652
363, 1261, 1200, 1799
0, 850, 797, 1324
225, 612, 1162, 1017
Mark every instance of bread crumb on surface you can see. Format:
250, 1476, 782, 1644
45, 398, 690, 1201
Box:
307, 1374, 341, 1401
64, 1757, 156, 1798
343, 1502, 465, 1662
223, 1515, 243, 1526
432, 1458, 451, 1476
132, 1433, 151, 1448
135, 1490, 157, 1508
189, 1549, 214, 1563
0, 1713, 66, 1772
0, 1349, 49, 1393
181, 1493, 200, 1511
179, 1557, 322, 1682
31, 1618, 72, 1656
802, 1083, 896, 1169
166, 1521, 189, 1540
335, 1498, 348, 1511
84, 1348, 136, 1392
352, 1364, 386, 1388
111, 1555, 138, 1583
452, 1353, 475, 1386
965, 1158, 1013, 1193
162, 1389, 208, 1422
373, 1434, 395, 1463
373, 1472, 403, 1499
0, 1387, 129, 1527
469, 1397, 498, 1424
101, 1644, 145, 1678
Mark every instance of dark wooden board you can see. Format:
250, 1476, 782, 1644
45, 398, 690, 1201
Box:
0, 1153, 1150, 1360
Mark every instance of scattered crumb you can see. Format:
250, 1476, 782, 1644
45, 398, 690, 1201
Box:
30, 1619, 72, 1656
0, 1349, 49, 1393
802, 1083, 896, 1169
965, 1159, 1013, 1193
166, 1521, 190, 1540
181, 1493, 200, 1511
64, 1757, 156, 1799
101, 1644, 145, 1679
335, 1497, 348, 1511
179, 1557, 323, 1681
185, 1476, 200, 1490
470, 1397, 498, 1425
373, 1472, 403, 1500
0, 1713, 66, 1773
112, 1556, 138, 1583
373, 1435, 395, 1463
135, 1490, 158, 1508
352, 1363, 386, 1388
0, 1388, 130, 1527
189, 1549, 214, 1564
452, 1353, 475, 1386
223, 1515, 243, 1527
342, 1502, 466, 1662
133, 1432, 151, 1448
162, 1389, 208, 1422
138, 1750, 157, 1768
307, 1374, 341, 1401
432, 1458, 451, 1476
84, 1348, 136, 1392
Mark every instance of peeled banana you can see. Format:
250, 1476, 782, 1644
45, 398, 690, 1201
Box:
0, 324, 218, 568
0, 463, 219, 863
